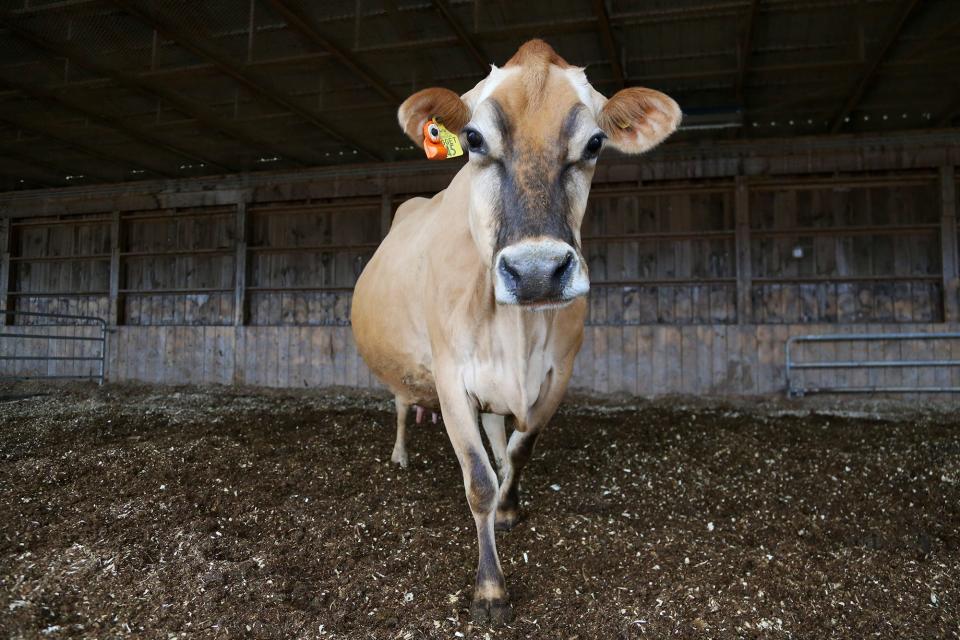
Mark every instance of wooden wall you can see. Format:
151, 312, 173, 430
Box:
92, 322, 960, 396
1, 131, 959, 396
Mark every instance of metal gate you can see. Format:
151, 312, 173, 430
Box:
786, 332, 960, 397
0, 310, 108, 384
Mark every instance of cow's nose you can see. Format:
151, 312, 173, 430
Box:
494, 240, 584, 306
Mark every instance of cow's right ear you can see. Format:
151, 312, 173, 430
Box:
398, 88, 470, 148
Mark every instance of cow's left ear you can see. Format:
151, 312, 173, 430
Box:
597, 88, 682, 154
398, 87, 470, 148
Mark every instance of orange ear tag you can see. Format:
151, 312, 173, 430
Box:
422, 117, 463, 160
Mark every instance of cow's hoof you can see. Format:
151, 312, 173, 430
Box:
390, 448, 408, 468
470, 597, 512, 625
494, 509, 519, 531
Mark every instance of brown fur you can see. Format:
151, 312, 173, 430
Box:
503, 39, 571, 110
358, 39, 680, 625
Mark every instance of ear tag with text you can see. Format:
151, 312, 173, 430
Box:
423, 117, 463, 160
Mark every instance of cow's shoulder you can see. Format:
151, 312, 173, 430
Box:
392, 196, 432, 228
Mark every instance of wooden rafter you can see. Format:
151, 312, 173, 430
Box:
431, 0, 489, 75
592, 0, 625, 89
0, 113, 164, 179
828, 0, 923, 133
935, 90, 960, 127
0, 11, 309, 168
110, 0, 383, 161
0, 78, 202, 176
267, 0, 401, 105
735, 0, 760, 105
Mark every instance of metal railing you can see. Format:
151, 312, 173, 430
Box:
786, 332, 960, 397
0, 310, 107, 384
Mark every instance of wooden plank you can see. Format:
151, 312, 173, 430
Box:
755, 325, 773, 393
711, 324, 727, 394
107, 210, 122, 325
636, 325, 653, 396
735, 177, 752, 323
593, 326, 609, 394
0, 216, 10, 324
607, 323, 623, 393
234, 199, 249, 326
661, 327, 683, 393
940, 166, 959, 322
623, 325, 638, 396
775, 324, 792, 394
650, 327, 667, 396
679, 325, 697, 394
695, 325, 713, 394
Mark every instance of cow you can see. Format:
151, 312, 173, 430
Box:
351, 39, 681, 623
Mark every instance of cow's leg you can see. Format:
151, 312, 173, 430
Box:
495, 372, 570, 531
438, 384, 511, 624
494, 429, 540, 531
391, 397, 410, 468
480, 413, 507, 480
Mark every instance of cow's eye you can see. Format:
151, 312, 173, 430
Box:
465, 129, 484, 151
584, 133, 605, 158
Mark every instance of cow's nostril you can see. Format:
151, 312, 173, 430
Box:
499, 257, 521, 284
553, 251, 574, 280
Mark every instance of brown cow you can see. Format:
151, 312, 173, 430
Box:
351, 39, 680, 623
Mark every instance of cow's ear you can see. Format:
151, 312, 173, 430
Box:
398, 88, 470, 148
598, 88, 682, 154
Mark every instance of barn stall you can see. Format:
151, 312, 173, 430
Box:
1, 1, 958, 638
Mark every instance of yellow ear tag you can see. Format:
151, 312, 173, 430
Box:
423, 116, 463, 160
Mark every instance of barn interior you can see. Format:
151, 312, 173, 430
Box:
2, 3, 960, 638
0, 0, 959, 394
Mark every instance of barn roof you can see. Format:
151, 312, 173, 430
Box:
0, 0, 956, 192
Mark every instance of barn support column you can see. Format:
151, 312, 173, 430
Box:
233, 197, 250, 327
0, 216, 11, 324
940, 165, 959, 322
380, 191, 393, 238
735, 176, 752, 323
108, 209, 123, 326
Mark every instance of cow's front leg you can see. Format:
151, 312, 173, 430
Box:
495, 428, 540, 531
480, 413, 507, 480
438, 385, 512, 624
495, 372, 569, 530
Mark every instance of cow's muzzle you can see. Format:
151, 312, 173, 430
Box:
493, 239, 589, 308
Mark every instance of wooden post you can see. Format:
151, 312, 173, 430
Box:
0, 216, 11, 325
108, 210, 122, 325
940, 165, 959, 323
380, 191, 393, 238
233, 197, 249, 326
735, 176, 753, 324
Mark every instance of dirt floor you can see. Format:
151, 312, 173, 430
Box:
1, 384, 958, 639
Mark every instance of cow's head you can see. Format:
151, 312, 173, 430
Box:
398, 39, 681, 309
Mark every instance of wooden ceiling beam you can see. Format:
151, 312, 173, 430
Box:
266, 0, 401, 105
735, 0, 760, 105
0, 10, 313, 167
828, 0, 923, 133
592, 0, 625, 90
430, 0, 489, 75
935, 90, 960, 127
0, 78, 191, 177
0, 129, 116, 183
111, 0, 383, 161
0, 112, 164, 180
